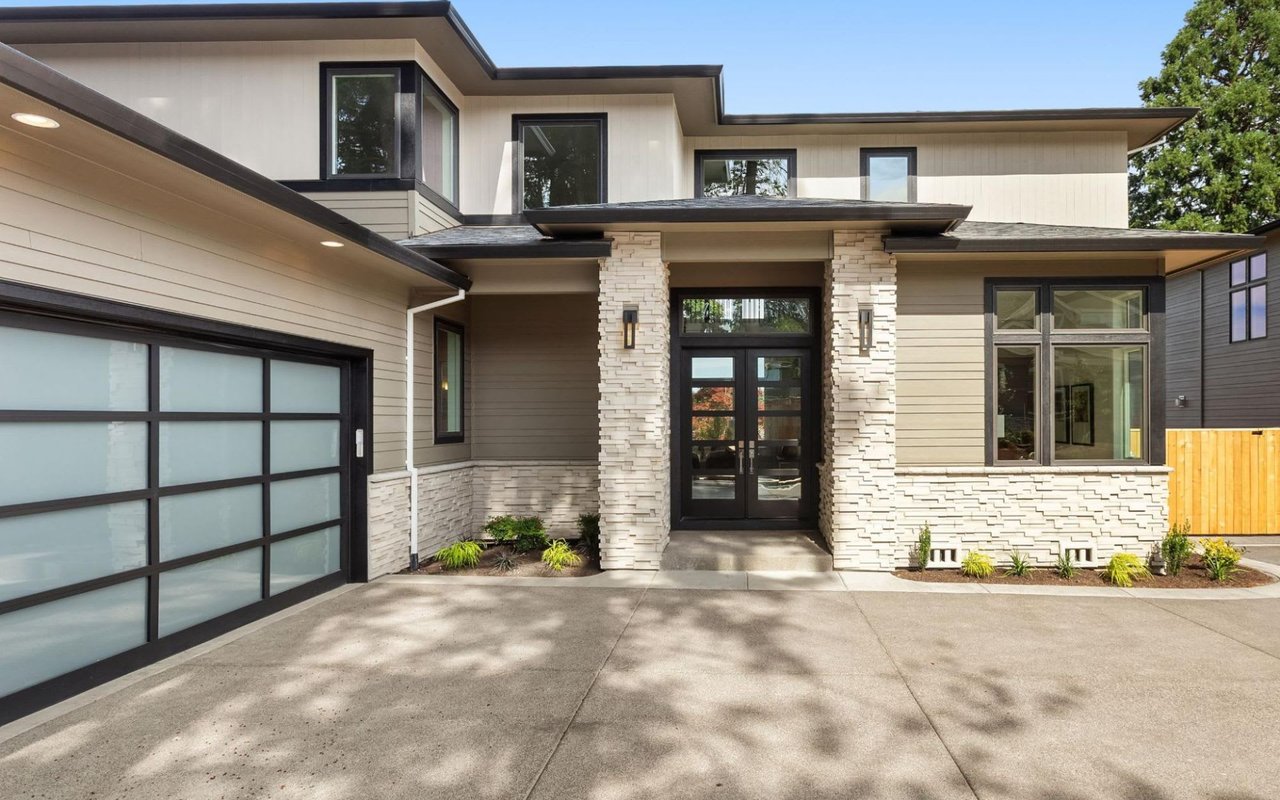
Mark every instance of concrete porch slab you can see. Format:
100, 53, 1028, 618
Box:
660, 530, 833, 572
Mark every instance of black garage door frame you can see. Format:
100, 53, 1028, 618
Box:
0, 279, 373, 725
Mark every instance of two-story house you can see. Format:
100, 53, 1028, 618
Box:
0, 2, 1265, 720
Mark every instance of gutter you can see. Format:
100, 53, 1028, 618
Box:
405, 288, 466, 569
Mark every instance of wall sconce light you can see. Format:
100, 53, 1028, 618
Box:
857, 305, 874, 352
622, 306, 639, 349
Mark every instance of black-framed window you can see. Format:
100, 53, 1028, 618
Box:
1229, 251, 1267, 342
0, 310, 349, 702
321, 63, 460, 209
861, 147, 917, 203
695, 149, 796, 198
513, 114, 607, 210
988, 282, 1156, 466
434, 319, 464, 443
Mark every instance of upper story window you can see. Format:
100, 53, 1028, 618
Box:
327, 65, 404, 178
322, 63, 460, 207
695, 150, 796, 198
1230, 252, 1267, 342
861, 147, 917, 203
514, 114, 606, 210
989, 282, 1155, 466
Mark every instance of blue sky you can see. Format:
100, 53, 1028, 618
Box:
4, 0, 1193, 112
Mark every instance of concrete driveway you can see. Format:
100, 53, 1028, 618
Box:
2, 582, 1279, 800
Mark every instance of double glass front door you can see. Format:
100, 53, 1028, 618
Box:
681, 349, 811, 520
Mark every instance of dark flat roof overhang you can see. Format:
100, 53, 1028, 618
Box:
884, 234, 1265, 254
0, 42, 469, 290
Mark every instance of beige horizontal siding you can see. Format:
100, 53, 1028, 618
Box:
413, 192, 459, 235
303, 191, 415, 240
469, 294, 599, 460
895, 258, 1163, 466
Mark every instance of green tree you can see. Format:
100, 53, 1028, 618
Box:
1130, 0, 1280, 232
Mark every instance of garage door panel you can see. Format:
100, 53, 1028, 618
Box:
159, 346, 262, 413
0, 421, 148, 505
270, 473, 340, 535
270, 526, 341, 595
158, 484, 262, 561
271, 360, 341, 413
0, 326, 148, 411
158, 421, 262, 486
0, 501, 148, 602
157, 548, 263, 637
0, 578, 147, 697
269, 420, 340, 473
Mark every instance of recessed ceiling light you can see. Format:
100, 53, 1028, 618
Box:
320, 240, 345, 248
10, 112, 60, 129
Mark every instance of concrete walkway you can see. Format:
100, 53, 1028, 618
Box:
3, 582, 1280, 800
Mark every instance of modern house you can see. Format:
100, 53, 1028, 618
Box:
0, 2, 1266, 720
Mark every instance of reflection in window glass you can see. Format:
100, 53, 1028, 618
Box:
1053, 346, 1144, 462
1231, 259, 1248, 286
420, 82, 457, 203
1052, 288, 1145, 329
682, 298, 811, 335
866, 155, 911, 202
519, 120, 603, 209
757, 356, 802, 381
995, 289, 1038, 330
1251, 253, 1268, 282
758, 416, 801, 441
330, 70, 399, 176
996, 347, 1037, 462
691, 475, 735, 500
691, 386, 734, 411
692, 416, 735, 440
691, 357, 734, 380
1231, 290, 1249, 342
691, 443, 737, 470
1252, 285, 1267, 339
700, 155, 790, 197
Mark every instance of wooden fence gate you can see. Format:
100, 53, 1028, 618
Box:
1167, 428, 1280, 536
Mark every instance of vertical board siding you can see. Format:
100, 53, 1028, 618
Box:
1167, 428, 1280, 535
1164, 269, 1203, 428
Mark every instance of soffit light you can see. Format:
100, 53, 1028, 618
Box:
11, 112, 59, 129
320, 240, 345, 248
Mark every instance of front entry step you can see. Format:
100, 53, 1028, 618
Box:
661, 530, 833, 572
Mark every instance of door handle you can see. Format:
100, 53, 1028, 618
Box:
736, 441, 745, 475
748, 441, 756, 475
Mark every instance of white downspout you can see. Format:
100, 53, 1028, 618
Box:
406, 288, 466, 569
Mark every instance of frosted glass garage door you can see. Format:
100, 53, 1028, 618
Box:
0, 317, 348, 708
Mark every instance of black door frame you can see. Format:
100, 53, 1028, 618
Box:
670, 288, 822, 530
0, 279, 374, 725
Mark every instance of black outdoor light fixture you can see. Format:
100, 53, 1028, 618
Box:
622, 305, 639, 349
857, 304, 874, 352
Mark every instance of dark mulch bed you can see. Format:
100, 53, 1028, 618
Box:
895, 554, 1274, 589
401, 543, 602, 578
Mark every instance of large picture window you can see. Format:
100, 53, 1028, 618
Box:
1229, 252, 1267, 343
695, 150, 796, 198
326, 66, 404, 178
988, 282, 1158, 465
434, 319, 464, 443
514, 114, 606, 210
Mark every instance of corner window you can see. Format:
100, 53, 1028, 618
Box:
861, 147, 916, 202
514, 115, 606, 210
434, 320, 464, 443
695, 150, 796, 198
326, 66, 404, 178
419, 73, 458, 205
989, 283, 1153, 465
1229, 252, 1267, 342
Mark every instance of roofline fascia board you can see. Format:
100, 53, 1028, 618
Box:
0, 3, 1195, 146
403, 242, 614, 260
1251, 219, 1280, 235
523, 204, 972, 227
0, 43, 470, 290
883, 235, 1266, 253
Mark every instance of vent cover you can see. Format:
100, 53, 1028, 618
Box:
1059, 540, 1096, 567
928, 546, 960, 568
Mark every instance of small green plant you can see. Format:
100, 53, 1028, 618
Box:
491, 552, 517, 573
1200, 537, 1243, 582
1054, 551, 1077, 579
483, 515, 519, 542
513, 517, 549, 553
542, 539, 583, 572
577, 512, 601, 560
435, 540, 482, 570
1005, 551, 1032, 578
1161, 520, 1194, 576
1103, 552, 1151, 587
960, 551, 995, 579
915, 524, 932, 572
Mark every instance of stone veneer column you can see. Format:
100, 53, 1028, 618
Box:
597, 232, 670, 569
822, 231, 899, 570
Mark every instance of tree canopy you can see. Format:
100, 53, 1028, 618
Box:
1130, 0, 1280, 232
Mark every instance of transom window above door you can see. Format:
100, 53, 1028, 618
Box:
680, 297, 812, 336
695, 150, 796, 198
514, 114, 606, 210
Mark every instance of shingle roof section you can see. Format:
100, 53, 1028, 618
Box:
886, 220, 1264, 252
398, 225, 612, 259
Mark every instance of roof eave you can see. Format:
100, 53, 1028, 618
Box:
883, 234, 1266, 253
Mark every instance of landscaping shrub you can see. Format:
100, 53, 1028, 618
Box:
542, 540, 583, 572
1005, 551, 1031, 578
513, 517, 549, 553
960, 551, 995, 579
578, 512, 601, 560
1161, 520, 1194, 576
1201, 538, 1243, 582
915, 524, 932, 572
492, 552, 517, 573
1054, 551, 1076, 579
1103, 552, 1150, 587
483, 515, 519, 542
435, 540, 482, 570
